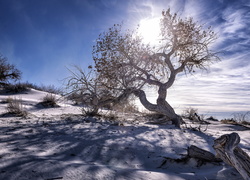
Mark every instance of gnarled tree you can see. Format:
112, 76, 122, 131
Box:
92, 9, 219, 127
0, 55, 21, 87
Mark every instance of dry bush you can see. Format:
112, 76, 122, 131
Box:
182, 107, 202, 121
241, 121, 250, 126
232, 112, 250, 123
5, 97, 27, 117
4, 82, 63, 94
111, 99, 139, 113
221, 112, 250, 126
81, 107, 100, 117
3, 83, 29, 94
37, 94, 59, 108
220, 119, 238, 125
37, 84, 63, 94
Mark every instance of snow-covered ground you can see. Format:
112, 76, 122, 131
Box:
0, 89, 249, 180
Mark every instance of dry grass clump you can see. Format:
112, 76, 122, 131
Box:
82, 107, 100, 117
221, 118, 250, 126
37, 94, 59, 108
241, 121, 250, 126
220, 119, 238, 125
221, 112, 250, 126
5, 97, 27, 117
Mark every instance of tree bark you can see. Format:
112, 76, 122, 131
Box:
213, 133, 250, 180
188, 145, 221, 162
159, 145, 222, 168
134, 89, 183, 128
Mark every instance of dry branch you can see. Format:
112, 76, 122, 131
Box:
188, 145, 221, 162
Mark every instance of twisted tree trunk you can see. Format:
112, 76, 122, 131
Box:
213, 133, 250, 180
134, 89, 183, 128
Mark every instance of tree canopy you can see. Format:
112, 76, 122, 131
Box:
69, 9, 219, 127
0, 55, 21, 87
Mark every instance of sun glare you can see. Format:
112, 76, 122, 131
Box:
138, 17, 161, 44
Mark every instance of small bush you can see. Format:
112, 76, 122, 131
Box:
66, 92, 83, 105
3, 83, 30, 93
232, 112, 250, 123
5, 97, 27, 117
221, 112, 250, 125
182, 107, 202, 121
37, 94, 59, 108
220, 118, 238, 125
37, 84, 63, 94
241, 121, 250, 126
3, 82, 63, 94
81, 105, 100, 117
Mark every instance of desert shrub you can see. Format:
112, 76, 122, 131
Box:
3, 83, 30, 93
232, 111, 250, 123
5, 81, 63, 94
37, 84, 63, 94
220, 112, 250, 125
37, 94, 59, 108
5, 97, 27, 117
182, 107, 202, 121
241, 121, 250, 126
66, 92, 83, 105
111, 99, 139, 113
220, 118, 238, 125
82, 107, 100, 117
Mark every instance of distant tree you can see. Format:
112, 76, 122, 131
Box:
91, 8, 219, 127
0, 55, 21, 86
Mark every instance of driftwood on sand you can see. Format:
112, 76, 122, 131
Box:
159, 145, 222, 168
187, 145, 221, 162
160, 133, 250, 180
213, 132, 250, 180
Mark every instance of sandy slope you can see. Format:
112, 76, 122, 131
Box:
0, 89, 249, 180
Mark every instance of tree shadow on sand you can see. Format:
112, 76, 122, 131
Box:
0, 115, 244, 180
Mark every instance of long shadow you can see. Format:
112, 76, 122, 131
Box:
0, 115, 242, 180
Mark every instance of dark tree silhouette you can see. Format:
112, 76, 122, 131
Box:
0, 55, 21, 86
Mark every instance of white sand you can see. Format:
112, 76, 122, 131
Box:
0, 89, 249, 180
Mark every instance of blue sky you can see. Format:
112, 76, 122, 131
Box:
0, 0, 249, 119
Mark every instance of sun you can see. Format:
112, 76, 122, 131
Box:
138, 17, 161, 44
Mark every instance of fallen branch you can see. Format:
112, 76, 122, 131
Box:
188, 145, 221, 162
213, 132, 250, 180
159, 145, 222, 168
